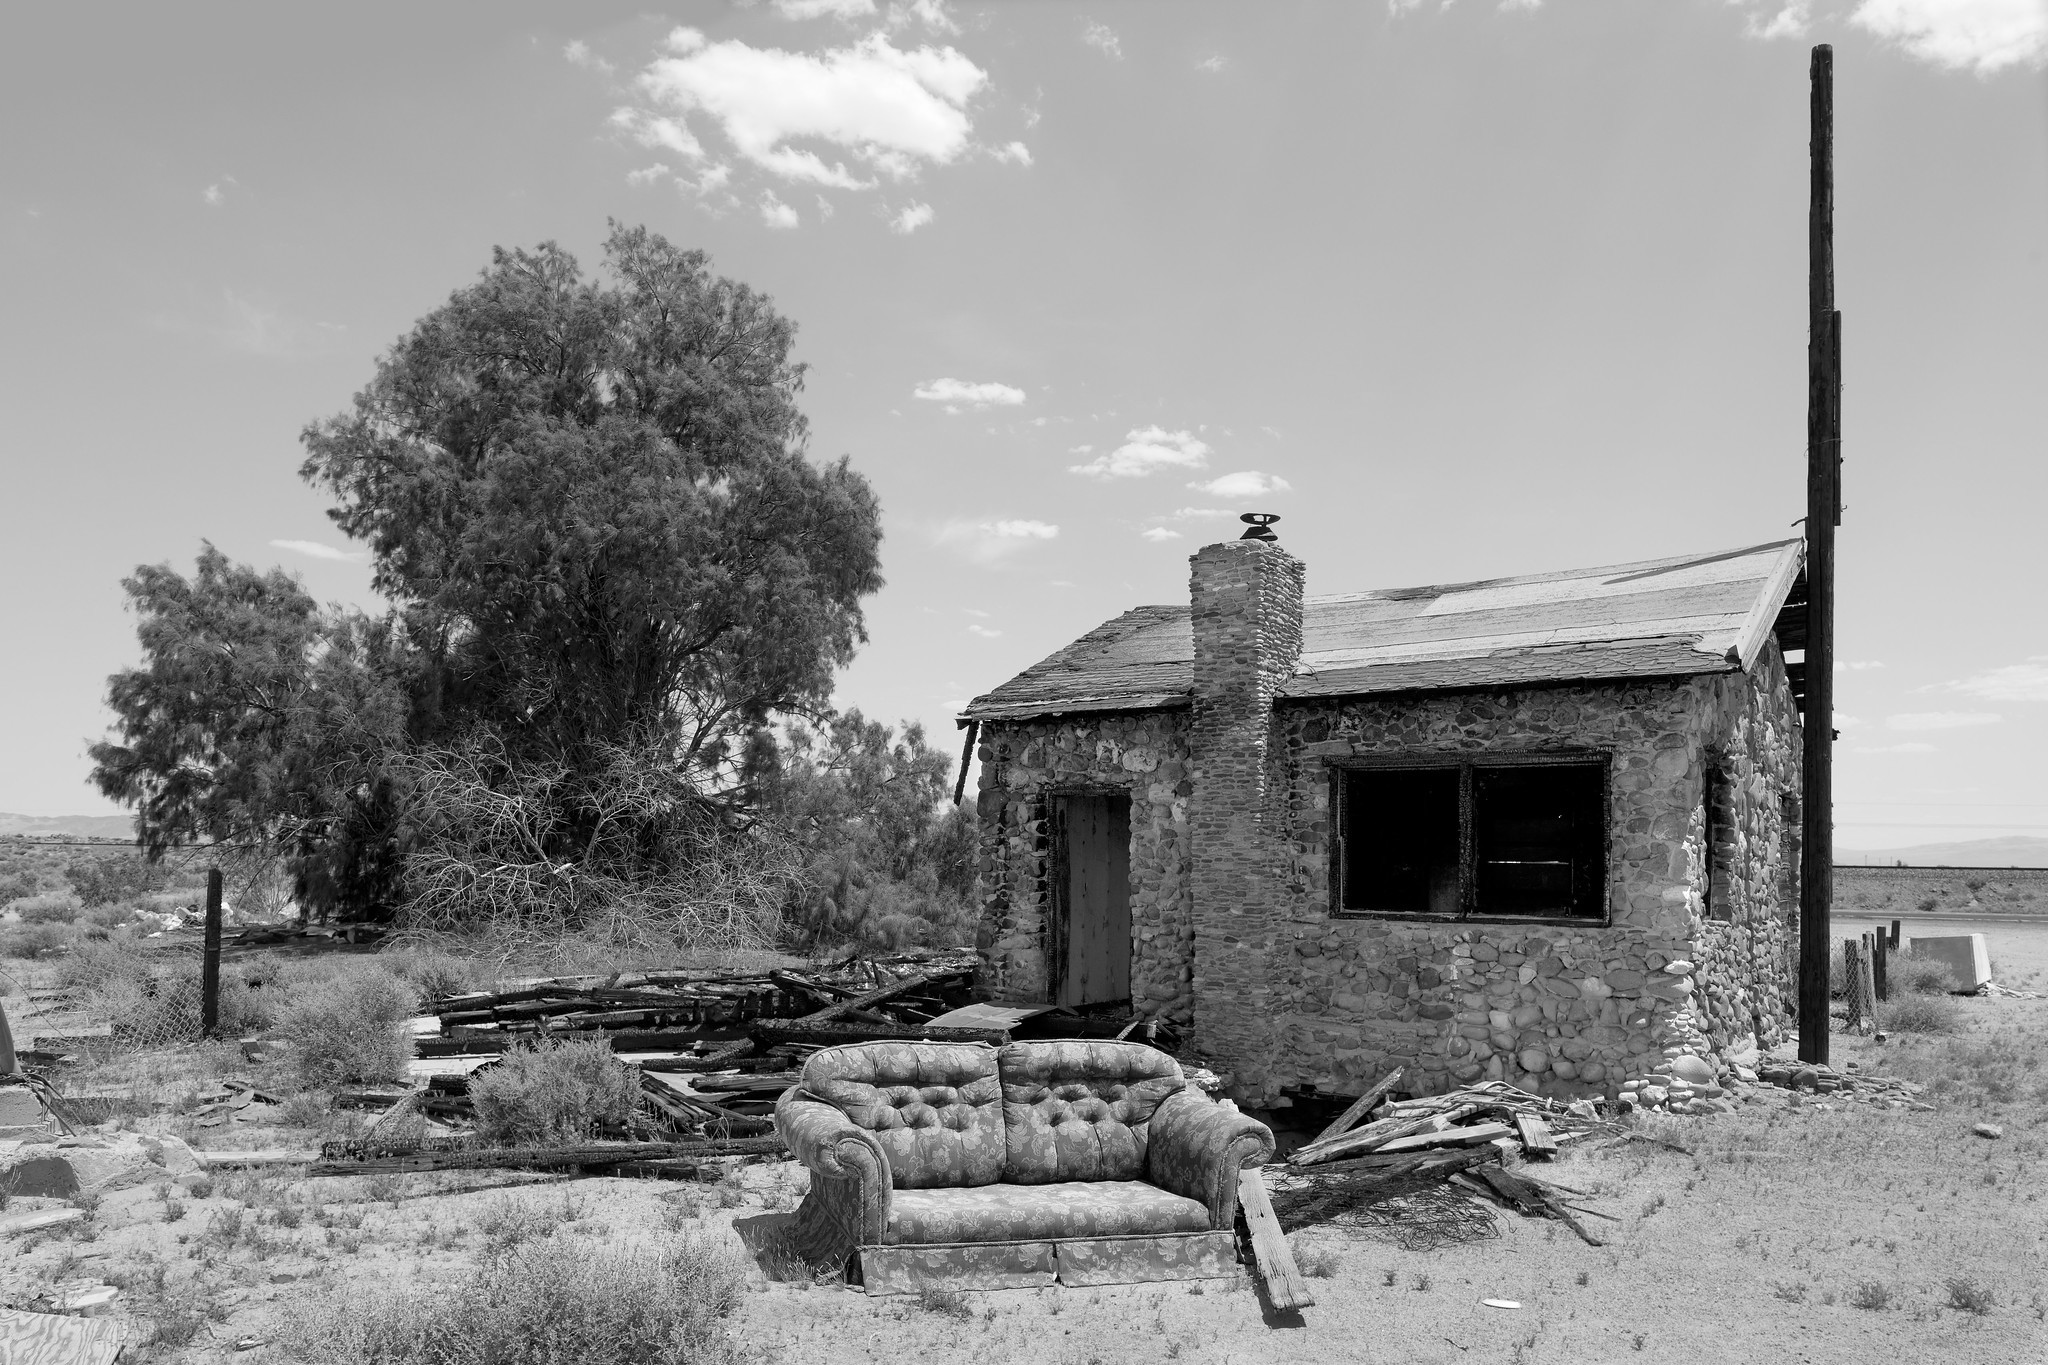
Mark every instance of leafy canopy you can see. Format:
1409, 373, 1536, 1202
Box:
298, 224, 884, 797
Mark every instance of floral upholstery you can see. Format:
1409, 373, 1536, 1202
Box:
996, 1040, 1185, 1185
1147, 1088, 1275, 1230
886, 1181, 1210, 1244
797, 1042, 1005, 1190
774, 1038, 1274, 1275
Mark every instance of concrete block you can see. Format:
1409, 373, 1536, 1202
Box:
1903, 934, 1992, 991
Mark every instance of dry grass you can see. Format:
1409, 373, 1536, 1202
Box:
1876, 993, 1963, 1034
274, 1229, 750, 1365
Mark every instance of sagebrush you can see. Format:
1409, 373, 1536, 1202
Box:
469, 1038, 636, 1146
277, 968, 419, 1086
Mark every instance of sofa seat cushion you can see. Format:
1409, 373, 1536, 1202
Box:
997, 1041, 1186, 1185
800, 1042, 1005, 1189
884, 1181, 1211, 1245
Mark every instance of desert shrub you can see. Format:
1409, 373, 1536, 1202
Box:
82, 900, 143, 931
276, 968, 419, 1087
65, 856, 169, 908
1849, 1280, 1893, 1311
469, 1037, 635, 1146
1916, 896, 1939, 913
1893, 954, 1962, 996
11, 893, 82, 925
1876, 993, 1961, 1035
278, 1230, 748, 1365
108, 971, 274, 1046
1944, 1277, 1995, 1315
376, 948, 482, 1007
2, 920, 77, 960
0, 870, 40, 903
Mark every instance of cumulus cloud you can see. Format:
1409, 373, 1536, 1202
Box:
1168, 507, 1237, 520
774, 0, 877, 18
622, 28, 987, 193
968, 623, 1002, 637
564, 39, 614, 74
610, 108, 707, 160
887, 0, 959, 30
1083, 22, 1123, 58
270, 538, 363, 563
936, 518, 1060, 565
626, 164, 671, 186
891, 201, 935, 233
1069, 426, 1211, 479
1141, 527, 1183, 542
1940, 656, 2048, 701
991, 140, 1032, 165
1886, 711, 2002, 731
914, 377, 1025, 408
201, 174, 238, 207
1188, 470, 1291, 499
760, 192, 800, 229
1851, 0, 2046, 74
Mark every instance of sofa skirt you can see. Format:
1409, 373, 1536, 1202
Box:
860, 1230, 1241, 1295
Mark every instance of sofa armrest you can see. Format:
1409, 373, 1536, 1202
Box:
776, 1091, 894, 1269
1147, 1088, 1275, 1230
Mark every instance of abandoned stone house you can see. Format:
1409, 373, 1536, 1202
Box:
959, 529, 1811, 1106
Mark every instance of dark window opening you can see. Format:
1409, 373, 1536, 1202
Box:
1334, 758, 1607, 921
1704, 766, 1736, 923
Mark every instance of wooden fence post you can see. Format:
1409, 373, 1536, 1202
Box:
1871, 929, 1888, 1002
1889, 919, 1901, 950
201, 868, 224, 1037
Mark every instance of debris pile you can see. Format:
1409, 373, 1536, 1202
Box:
1264, 1071, 1622, 1250
1743, 1060, 1934, 1110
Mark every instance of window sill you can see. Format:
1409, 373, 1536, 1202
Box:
1329, 910, 1614, 929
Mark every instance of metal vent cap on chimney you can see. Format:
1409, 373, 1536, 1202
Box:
1238, 513, 1280, 542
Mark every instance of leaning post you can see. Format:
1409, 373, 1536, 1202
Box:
201, 867, 224, 1037
1797, 44, 1842, 1066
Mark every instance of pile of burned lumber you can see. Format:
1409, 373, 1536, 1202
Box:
1263, 1070, 1624, 1248
415, 950, 983, 1058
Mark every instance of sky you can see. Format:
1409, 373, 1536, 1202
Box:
1, 0, 2044, 855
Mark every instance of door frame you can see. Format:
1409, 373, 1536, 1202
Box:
1045, 787, 1133, 1008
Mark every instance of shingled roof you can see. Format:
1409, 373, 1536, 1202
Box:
960, 539, 1806, 722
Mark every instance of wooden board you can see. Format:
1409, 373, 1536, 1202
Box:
0, 1308, 124, 1365
1054, 793, 1132, 1009
1372, 1122, 1515, 1155
0, 1208, 85, 1237
1308, 1067, 1404, 1147
1513, 1113, 1559, 1157
1235, 1167, 1314, 1311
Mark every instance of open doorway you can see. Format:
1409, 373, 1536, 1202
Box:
1049, 792, 1132, 1008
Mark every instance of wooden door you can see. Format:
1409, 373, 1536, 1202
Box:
1051, 793, 1132, 1007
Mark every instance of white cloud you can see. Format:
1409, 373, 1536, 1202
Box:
968, 623, 1002, 637
202, 184, 224, 207
626, 30, 987, 192
610, 108, 707, 160
1942, 656, 2048, 701
626, 164, 671, 186
774, 0, 877, 18
1886, 711, 2002, 731
1850, 742, 1938, 754
691, 164, 734, 195
1188, 470, 1291, 499
1168, 507, 1237, 520
891, 201, 936, 233
913, 377, 1024, 408
936, 518, 1059, 564
1743, 1, 1812, 39
1195, 55, 1227, 73
564, 39, 614, 74
1069, 444, 1093, 455
1851, 0, 2046, 74
963, 608, 990, 617
1069, 426, 1211, 479
1838, 660, 1886, 671
991, 140, 1033, 165
1141, 527, 1183, 542
270, 538, 363, 563
759, 192, 800, 229
887, 0, 959, 31
1082, 22, 1122, 58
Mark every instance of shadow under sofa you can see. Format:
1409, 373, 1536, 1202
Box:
774, 1038, 1274, 1294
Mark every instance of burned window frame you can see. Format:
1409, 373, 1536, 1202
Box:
1327, 750, 1612, 925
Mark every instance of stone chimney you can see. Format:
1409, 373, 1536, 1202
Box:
1186, 536, 1304, 1098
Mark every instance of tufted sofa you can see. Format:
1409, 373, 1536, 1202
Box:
774, 1039, 1273, 1293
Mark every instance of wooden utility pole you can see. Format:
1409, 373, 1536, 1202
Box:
1798, 44, 1843, 1066
201, 867, 224, 1036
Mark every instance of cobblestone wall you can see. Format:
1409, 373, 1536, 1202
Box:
1263, 643, 1801, 1106
972, 712, 1195, 1019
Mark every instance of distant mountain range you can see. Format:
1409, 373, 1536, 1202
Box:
0, 812, 134, 839
1835, 836, 2048, 869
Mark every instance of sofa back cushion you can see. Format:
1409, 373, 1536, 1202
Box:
997, 1040, 1186, 1185
798, 1042, 1004, 1189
